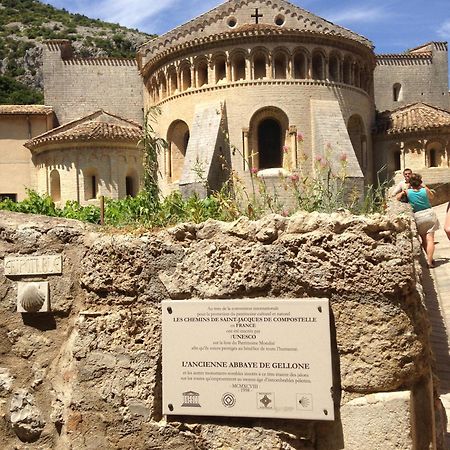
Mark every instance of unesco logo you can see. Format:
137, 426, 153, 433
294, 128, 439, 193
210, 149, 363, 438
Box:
221, 393, 236, 408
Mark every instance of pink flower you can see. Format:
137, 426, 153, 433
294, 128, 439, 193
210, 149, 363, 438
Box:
282, 145, 289, 153
281, 209, 289, 217
339, 152, 348, 162
290, 173, 299, 182
297, 132, 304, 142
315, 154, 323, 162
250, 167, 258, 174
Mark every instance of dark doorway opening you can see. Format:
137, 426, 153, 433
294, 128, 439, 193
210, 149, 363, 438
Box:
258, 119, 282, 169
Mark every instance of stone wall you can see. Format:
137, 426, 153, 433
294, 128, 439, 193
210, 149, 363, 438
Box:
43, 41, 143, 125
374, 43, 450, 112
0, 209, 446, 449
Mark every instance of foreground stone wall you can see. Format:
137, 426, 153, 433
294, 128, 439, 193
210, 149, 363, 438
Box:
0, 210, 444, 449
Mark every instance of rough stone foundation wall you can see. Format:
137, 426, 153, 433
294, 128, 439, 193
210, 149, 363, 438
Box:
0, 209, 445, 449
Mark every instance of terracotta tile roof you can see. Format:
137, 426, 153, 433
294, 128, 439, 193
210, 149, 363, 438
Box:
377, 103, 450, 135
25, 110, 142, 151
0, 105, 53, 115
235, 23, 280, 32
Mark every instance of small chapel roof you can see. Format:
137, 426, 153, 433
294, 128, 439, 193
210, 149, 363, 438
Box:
25, 110, 142, 151
376, 103, 450, 135
0, 105, 53, 115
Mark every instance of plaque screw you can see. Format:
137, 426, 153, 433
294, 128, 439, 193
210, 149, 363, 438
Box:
323, 409, 328, 415
167, 307, 173, 314
168, 404, 174, 411
318, 306, 322, 313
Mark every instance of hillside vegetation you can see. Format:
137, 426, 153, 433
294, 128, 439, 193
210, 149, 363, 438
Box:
0, 0, 155, 104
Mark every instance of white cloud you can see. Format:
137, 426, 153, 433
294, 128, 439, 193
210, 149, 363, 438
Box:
327, 7, 385, 25
438, 20, 450, 39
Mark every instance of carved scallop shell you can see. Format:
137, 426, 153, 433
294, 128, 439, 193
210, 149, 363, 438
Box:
20, 284, 45, 312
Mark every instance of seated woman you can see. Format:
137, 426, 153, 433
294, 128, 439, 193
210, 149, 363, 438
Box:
396, 173, 439, 268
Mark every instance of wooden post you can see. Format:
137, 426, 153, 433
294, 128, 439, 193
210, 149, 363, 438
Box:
100, 195, 105, 225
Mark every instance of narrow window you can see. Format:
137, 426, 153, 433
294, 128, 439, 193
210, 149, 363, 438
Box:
293, 53, 306, 79
91, 176, 97, 199
254, 54, 266, 79
126, 176, 134, 197
429, 149, 437, 167
274, 53, 287, 79
197, 62, 208, 87
393, 83, 402, 102
215, 57, 226, 83
50, 169, 61, 202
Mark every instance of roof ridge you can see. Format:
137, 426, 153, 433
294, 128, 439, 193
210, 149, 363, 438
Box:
140, 0, 372, 59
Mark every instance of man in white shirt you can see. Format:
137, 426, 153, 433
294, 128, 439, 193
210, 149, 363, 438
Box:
391, 168, 412, 196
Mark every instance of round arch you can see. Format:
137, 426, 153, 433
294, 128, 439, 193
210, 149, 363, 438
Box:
248, 106, 289, 170
49, 169, 61, 202
167, 120, 190, 182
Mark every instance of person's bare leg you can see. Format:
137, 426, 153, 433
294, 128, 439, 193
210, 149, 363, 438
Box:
445, 209, 450, 240
424, 232, 435, 266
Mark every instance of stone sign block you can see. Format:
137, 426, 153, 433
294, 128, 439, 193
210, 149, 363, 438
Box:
5, 255, 62, 276
162, 298, 334, 420
17, 282, 50, 313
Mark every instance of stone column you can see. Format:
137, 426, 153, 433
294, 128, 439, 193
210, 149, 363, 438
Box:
288, 56, 293, 79
325, 57, 329, 81
307, 55, 312, 79
208, 59, 215, 85
190, 58, 196, 89
267, 54, 272, 79
289, 126, 298, 169
226, 53, 231, 82
243, 128, 250, 170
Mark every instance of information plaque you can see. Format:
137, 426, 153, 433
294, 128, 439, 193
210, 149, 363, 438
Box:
162, 298, 334, 420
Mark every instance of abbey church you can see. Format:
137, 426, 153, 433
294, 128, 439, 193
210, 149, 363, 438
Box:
1, 0, 449, 204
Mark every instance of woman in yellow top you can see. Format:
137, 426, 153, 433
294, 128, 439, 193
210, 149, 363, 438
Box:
397, 173, 439, 268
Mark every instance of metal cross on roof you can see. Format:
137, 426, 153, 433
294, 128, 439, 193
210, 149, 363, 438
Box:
251, 8, 263, 24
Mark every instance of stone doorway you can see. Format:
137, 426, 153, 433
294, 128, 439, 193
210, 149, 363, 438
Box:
258, 118, 282, 169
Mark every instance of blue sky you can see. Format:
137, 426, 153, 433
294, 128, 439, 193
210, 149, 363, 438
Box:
45, 0, 450, 55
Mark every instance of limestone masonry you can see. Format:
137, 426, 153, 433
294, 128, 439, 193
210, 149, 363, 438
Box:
0, 208, 446, 449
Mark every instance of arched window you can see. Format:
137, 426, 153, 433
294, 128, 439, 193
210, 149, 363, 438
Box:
197, 61, 208, 87
393, 83, 402, 102
50, 169, 61, 202
84, 169, 99, 201
343, 58, 352, 84
125, 172, 138, 197
293, 52, 306, 79
273, 52, 287, 79
429, 148, 437, 167
159, 73, 167, 99
329, 54, 339, 82
232, 54, 246, 81
312, 52, 325, 80
215, 56, 226, 83
181, 64, 191, 91
258, 118, 282, 169
168, 68, 177, 95
167, 120, 190, 182
253, 53, 266, 79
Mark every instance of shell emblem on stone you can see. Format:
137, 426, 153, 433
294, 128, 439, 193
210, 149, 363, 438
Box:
20, 284, 45, 312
